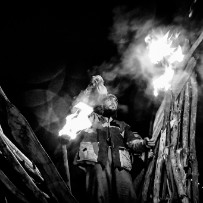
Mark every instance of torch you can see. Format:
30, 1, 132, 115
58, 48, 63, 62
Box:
58, 102, 93, 191
58, 75, 107, 190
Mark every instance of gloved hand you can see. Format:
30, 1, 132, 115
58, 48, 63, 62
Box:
144, 137, 156, 148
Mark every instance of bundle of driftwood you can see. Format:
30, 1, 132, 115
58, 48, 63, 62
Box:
140, 31, 203, 203
0, 87, 77, 203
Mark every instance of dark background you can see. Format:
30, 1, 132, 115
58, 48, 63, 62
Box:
2, 0, 203, 199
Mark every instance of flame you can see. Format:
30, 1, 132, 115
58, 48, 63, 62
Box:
145, 31, 173, 64
145, 30, 185, 96
152, 66, 174, 97
59, 102, 93, 139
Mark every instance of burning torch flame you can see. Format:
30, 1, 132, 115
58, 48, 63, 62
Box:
152, 66, 174, 97
145, 31, 173, 64
145, 31, 185, 96
59, 102, 93, 139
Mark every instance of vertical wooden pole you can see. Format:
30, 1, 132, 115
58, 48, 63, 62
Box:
170, 93, 189, 203
61, 137, 72, 192
189, 75, 199, 203
182, 80, 191, 168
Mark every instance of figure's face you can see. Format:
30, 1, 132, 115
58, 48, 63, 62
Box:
103, 96, 118, 111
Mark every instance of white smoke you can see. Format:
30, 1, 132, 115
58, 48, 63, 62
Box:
92, 9, 203, 101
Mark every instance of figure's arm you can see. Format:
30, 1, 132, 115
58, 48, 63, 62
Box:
124, 125, 155, 153
126, 131, 147, 153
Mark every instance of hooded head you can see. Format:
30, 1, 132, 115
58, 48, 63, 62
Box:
102, 94, 118, 118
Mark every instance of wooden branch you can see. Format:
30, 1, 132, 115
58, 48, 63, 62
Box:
141, 139, 159, 203
153, 129, 167, 203
152, 98, 166, 142
189, 75, 199, 203
170, 145, 188, 203
187, 175, 192, 200
133, 167, 145, 198
175, 91, 186, 191
0, 127, 43, 182
180, 31, 203, 70
177, 88, 184, 149
0, 169, 30, 203
0, 85, 77, 202
141, 159, 156, 203
0, 131, 49, 203
165, 153, 179, 202
160, 169, 167, 201
176, 148, 187, 191
62, 143, 71, 191
182, 81, 191, 167
4, 101, 78, 202
171, 57, 196, 97
0, 86, 10, 102
164, 99, 178, 201
170, 101, 189, 203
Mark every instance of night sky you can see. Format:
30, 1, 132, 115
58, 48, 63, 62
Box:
2, 0, 203, 195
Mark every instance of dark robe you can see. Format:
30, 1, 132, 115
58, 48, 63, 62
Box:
73, 112, 147, 203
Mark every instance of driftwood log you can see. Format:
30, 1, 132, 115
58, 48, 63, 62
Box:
0, 126, 43, 183
62, 142, 72, 191
153, 128, 167, 203
169, 95, 189, 203
190, 75, 199, 203
0, 130, 49, 203
182, 81, 191, 168
0, 169, 30, 203
141, 138, 160, 203
0, 86, 78, 202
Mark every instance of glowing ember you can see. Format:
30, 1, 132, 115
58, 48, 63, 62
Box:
145, 30, 185, 96
59, 102, 93, 139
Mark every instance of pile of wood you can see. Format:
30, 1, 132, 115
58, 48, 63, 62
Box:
140, 31, 203, 203
0, 87, 78, 203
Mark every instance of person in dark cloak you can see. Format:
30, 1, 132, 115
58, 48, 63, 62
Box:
72, 93, 155, 203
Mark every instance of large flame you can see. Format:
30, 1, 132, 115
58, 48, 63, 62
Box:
152, 66, 174, 97
145, 30, 185, 96
59, 102, 93, 139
